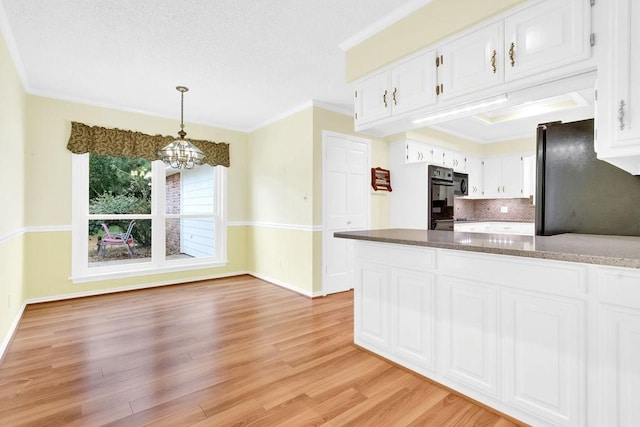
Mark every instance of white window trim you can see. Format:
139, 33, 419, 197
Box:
71, 153, 228, 283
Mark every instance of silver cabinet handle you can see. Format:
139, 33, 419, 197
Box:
498, 186, 500, 193
503, 186, 505, 192
618, 100, 626, 130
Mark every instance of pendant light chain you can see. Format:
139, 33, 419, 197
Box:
157, 85, 205, 169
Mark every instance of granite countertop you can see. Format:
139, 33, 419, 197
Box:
334, 229, 640, 269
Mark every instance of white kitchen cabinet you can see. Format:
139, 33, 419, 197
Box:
522, 154, 536, 198
438, 22, 504, 100
405, 141, 466, 172
355, 262, 389, 351
502, 291, 585, 426
405, 140, 431, 163
441, 277, 499, 397
504, 0, 590, 82
600, 307, 640, 427
594, 0, 640, 174
446, 150, 466, 172
350, 241, 605, 426
354, 51, 437, 126
597, 268, 640, 427
466, 156, 483, 196
389, 268, 436, 372
501, 154, 524, 197
482, 155, 525, 198
482, 157, 502, 198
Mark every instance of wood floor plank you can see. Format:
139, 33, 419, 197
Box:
0, 274, 527, 426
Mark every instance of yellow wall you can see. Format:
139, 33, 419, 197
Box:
345, 0, 525, 82
0, 29, 26, 346
247, 108, 315, 292
245, 106, 389, 295
21, 95, 251, 300
481, 137, 536, 156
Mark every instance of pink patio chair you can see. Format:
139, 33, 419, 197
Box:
97, 220, 136, 259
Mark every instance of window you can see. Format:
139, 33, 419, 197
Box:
71, 153, 227, 282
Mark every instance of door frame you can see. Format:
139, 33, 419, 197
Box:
321, 130, 372, 296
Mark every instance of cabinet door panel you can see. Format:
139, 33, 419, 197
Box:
502, 292, 584, 426
442, 278, 498, 397
482, 157, 501, 197
439, 22, 504, 99
390, 269, 436, 371
466, 156, 484, 196
601, 306, 640, 427
505, 0, 589, 82
612, 0, 640, 144
501, 155, 524, 197
392, 51, 437, 115
355, 263, 388, 350
355, 72, 391, 125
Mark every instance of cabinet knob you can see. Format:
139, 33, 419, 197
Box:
498, 186, 501, 193
392, 87, 398, 106
383, 90, 388, 108
618, 100, 626, 131
509, 42, 515, 67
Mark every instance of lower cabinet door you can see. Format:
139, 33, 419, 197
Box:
502, 291, 585, 427
600, 306, 640, 427
355, 262, 389, 350
389, 268, 436, 372
441, 277, 499, 397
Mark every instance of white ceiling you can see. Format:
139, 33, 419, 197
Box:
0, 0, 418, 132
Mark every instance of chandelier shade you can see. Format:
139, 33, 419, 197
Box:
158, 86, 205, 169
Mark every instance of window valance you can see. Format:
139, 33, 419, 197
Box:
66, 122, 230, 167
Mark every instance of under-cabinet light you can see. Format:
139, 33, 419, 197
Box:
413, 94, 509, 124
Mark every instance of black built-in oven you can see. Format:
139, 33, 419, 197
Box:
428, 165, 454, 230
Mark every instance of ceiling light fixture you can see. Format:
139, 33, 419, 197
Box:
158, 86, 205, 169
413, 94, 509, 125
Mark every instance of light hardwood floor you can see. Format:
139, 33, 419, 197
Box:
0, 275, 526, 426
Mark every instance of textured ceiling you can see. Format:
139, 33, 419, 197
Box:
0, 0, 415, 131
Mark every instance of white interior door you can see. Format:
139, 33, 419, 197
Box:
323, 131, 370, 295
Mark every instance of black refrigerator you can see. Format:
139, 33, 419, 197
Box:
535, 119, 640, 236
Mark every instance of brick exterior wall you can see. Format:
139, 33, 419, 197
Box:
166, 173, 181, 255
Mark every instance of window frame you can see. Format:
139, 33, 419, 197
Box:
71, 153, 228, 283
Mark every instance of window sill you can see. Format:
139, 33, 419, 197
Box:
70, 260, 230, 284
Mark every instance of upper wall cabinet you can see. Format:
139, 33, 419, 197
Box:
594, 0, 640, 175
437, 22, 505, 100
354, 51, 437, 126
504, 0, 590, 82
353, 0, 593, 137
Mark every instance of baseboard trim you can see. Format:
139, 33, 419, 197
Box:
249, 272, 323, 298
26, 271, 252, 305
0, 302, 27, 362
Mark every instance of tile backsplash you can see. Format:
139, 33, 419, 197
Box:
455, 197, 535, 222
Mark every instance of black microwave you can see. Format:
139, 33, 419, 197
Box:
453, 172, 468, 196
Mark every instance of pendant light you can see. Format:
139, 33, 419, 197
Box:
158, 86, 205, 169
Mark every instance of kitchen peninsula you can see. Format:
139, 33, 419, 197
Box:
335, 229, 640, 427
